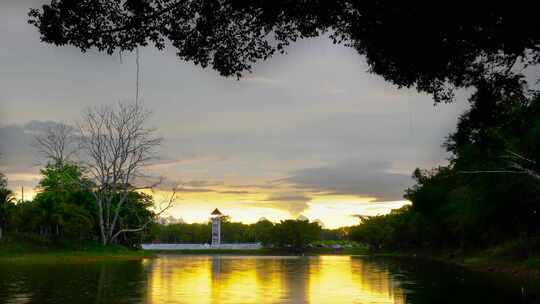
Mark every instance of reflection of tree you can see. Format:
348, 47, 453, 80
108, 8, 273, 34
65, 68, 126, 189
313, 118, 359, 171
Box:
94, 260, 148, 304
281, 257, 310, 303
357, 256, 534, 304
0, 260, 147, 304
349, 257, 406, 303
207, 256, 309, 304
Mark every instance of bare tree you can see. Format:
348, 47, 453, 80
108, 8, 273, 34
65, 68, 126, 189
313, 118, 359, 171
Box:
78, 102, 166, 245
33, 122, 77, 165
459, 150, 540, 181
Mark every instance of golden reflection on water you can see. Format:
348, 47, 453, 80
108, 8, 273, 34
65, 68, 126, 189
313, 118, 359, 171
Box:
145, 255, 405, 304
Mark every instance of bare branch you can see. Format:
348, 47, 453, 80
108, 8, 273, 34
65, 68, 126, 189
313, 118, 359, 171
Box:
458, 170, 528, 174
78, 102, 163, 245
33, 122, 78, 165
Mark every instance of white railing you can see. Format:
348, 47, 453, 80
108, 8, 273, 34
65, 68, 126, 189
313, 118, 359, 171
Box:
141, 243, 263, 250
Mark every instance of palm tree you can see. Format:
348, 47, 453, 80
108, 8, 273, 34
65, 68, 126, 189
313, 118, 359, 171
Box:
0, 187, 15, 239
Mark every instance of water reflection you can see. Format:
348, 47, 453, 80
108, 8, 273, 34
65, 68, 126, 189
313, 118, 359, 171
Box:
0, 259, 147, 304
0, 255, 537, 304
309, 256, 405, 303
145, 255, 405, 304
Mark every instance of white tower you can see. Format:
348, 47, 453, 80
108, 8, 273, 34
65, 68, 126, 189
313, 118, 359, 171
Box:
211, 208, 223, 246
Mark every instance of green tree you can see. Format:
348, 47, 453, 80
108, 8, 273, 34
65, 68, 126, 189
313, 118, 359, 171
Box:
252, 219, 274, 245
30, 163, 95, 239
349, 89, 540, 252
270, 219, 321, 252
113, 191, 156, 247
0, 172, 16, 239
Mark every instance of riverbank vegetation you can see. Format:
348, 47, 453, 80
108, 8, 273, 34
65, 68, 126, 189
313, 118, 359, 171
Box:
347, 84, 540, 269
147, 218, 328, 252
0, 102, 171, 250
0, 233, 151, 260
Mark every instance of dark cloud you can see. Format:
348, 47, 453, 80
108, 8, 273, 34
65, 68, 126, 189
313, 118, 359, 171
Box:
170, 184, 254, 195
218, 190, 253, 195
252, 201, 310, 215
262, 194, 311, 202
0, 120, 68, 173
180, 180, 224, 188
284, 160, 412, 201
256, 193, 312, 215
173, 187, 215, 193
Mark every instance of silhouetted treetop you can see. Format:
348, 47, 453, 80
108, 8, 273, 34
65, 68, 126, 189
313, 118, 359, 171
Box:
29, 1, 540, 102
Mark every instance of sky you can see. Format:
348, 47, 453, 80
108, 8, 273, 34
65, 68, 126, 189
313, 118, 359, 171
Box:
0, 0, 469, 228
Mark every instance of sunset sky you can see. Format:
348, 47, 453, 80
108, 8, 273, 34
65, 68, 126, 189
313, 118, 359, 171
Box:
0, 1, 469, 228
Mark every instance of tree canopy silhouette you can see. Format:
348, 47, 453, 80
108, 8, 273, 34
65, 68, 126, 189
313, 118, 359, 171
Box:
28, 1, 540, 102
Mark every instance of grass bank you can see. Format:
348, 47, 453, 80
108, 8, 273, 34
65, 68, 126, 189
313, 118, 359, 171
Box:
0, 234, 152, 261
0, 233, 369, 259
372, 241, 540, 279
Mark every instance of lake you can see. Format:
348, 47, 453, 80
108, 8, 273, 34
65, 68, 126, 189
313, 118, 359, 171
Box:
0, 255, 537, 303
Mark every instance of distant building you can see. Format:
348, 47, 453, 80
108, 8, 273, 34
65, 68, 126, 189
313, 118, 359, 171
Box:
142, 208, 263, 250
211, 208, 223, 246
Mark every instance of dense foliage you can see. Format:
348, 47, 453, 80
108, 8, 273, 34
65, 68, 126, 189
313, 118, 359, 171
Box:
350, 86, 540, 254
147, 218, 323, 251
0, 172, 16, 239
2, 162, 328, 250
28, 1, 540, 102
0, 163, 155, 247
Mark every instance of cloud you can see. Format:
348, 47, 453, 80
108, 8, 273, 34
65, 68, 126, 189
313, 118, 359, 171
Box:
173, 187, 215, 193
218, 190, 253, 195
0, 120, 70, 172
164, 180, 256, 195
255, 193, 312, 215
0, 120, 80, 190
172, 187, 254, 195
284, 160, 413, 202
252, 201, 310, 216
180, 180, 224, 188
262, 193, 311, 202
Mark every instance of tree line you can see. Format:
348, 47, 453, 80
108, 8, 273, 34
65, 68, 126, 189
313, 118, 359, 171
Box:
0, 102, 173, 247
147, 218, 326, 252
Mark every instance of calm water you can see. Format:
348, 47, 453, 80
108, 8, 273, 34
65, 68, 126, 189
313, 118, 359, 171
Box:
0, 255, 538, 304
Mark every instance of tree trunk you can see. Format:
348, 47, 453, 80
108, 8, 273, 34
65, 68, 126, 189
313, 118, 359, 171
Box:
0, 226, 3, 240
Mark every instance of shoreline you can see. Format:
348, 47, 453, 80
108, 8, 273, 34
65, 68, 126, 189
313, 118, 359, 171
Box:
144, 247, 368, 256
2, 237, 539, 281
0, 242, 368, 260
369, 250, 540, 281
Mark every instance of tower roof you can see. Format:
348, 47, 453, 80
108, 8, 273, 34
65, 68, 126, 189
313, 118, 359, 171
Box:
211, 208, 223, 215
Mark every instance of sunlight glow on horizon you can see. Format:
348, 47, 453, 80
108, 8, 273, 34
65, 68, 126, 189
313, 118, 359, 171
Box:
150, 188, 410, 228
8, 181, 410, 229
7, 173, 411, 229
